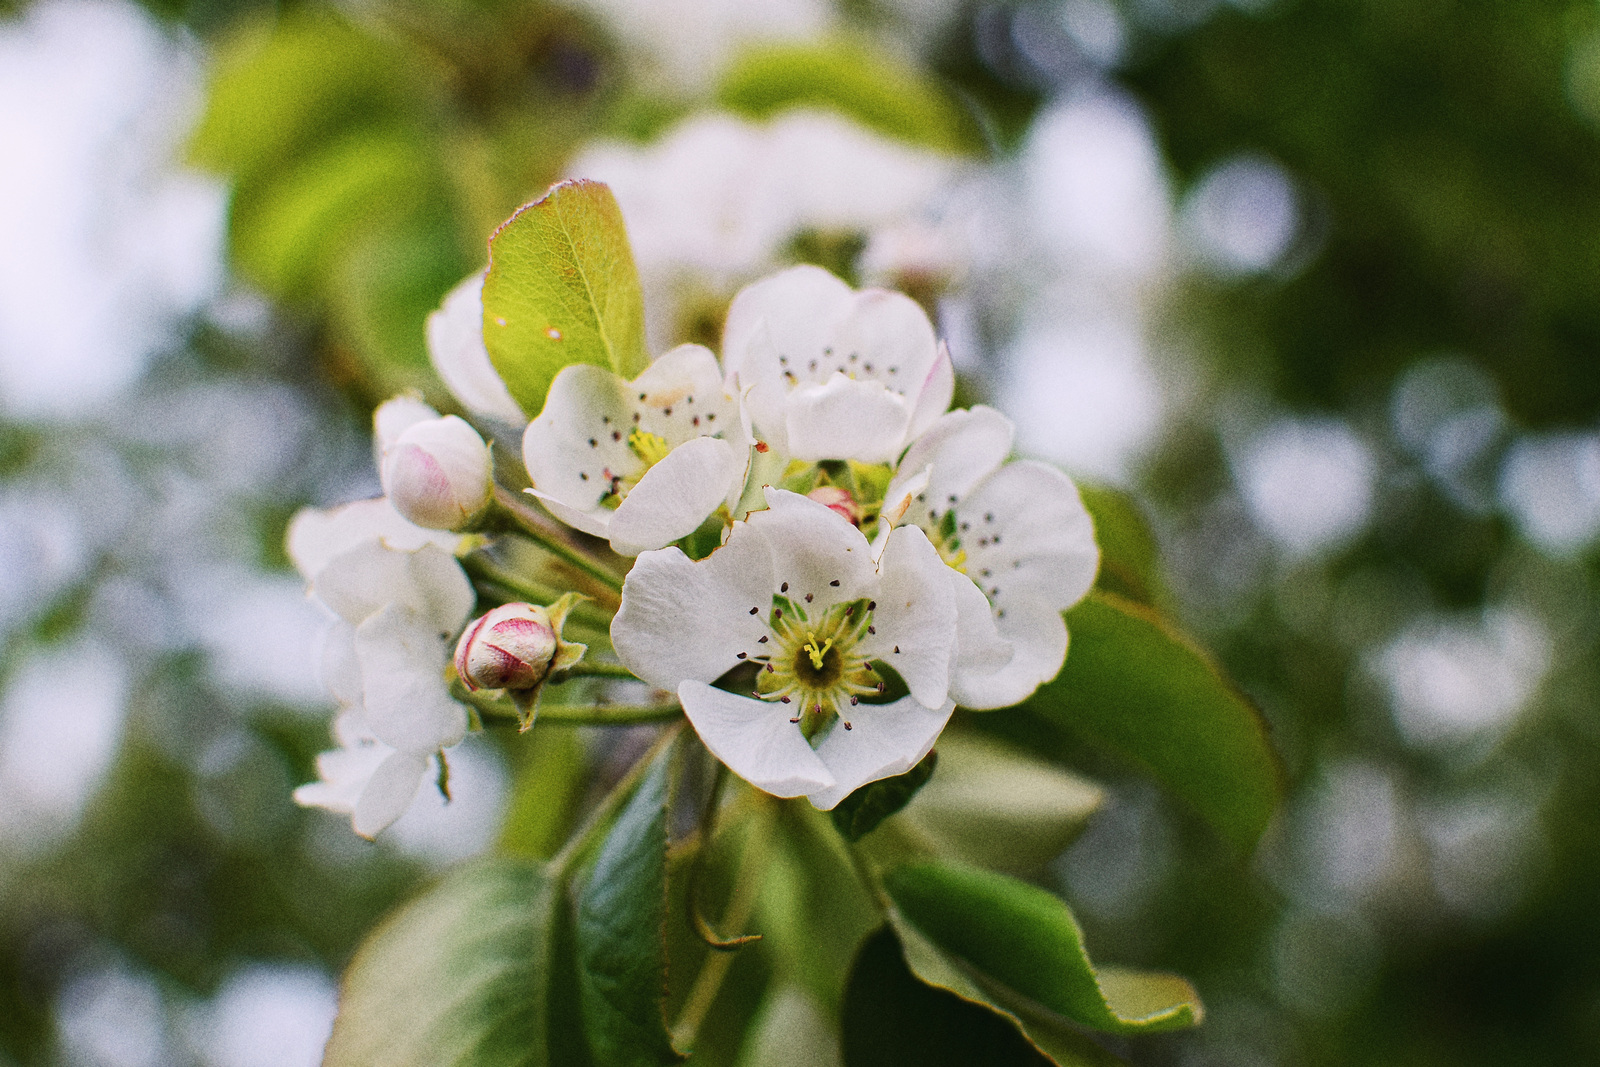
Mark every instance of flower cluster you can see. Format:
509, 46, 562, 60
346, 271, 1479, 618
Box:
291, 261, 1098, 836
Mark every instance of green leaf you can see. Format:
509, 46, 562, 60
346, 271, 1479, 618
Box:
831, 750, 938, 842
717, 40, 984, 156
483, 179, 648, 416
1076, 484, 1162, 606
190, 13, 428, 186
323, 859, 559, 1067
1025, 593, 1282, 850
843, 925, 1126, 1067
228, 129, 434, 300
884, 861, 1202, 1038
893, 732, 1103, 876
573, 741, 683, 1066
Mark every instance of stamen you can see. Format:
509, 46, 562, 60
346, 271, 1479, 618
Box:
803, 632, 834, 670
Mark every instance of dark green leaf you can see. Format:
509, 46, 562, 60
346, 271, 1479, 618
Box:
844, 925, 1127, 1067
322, 859, 558, 1067
831, 750, 938, 842
482, 179, 648, 416
574, 741, 683, 1066
1026, 593, 1282, 850
884, 861, 1202, 1037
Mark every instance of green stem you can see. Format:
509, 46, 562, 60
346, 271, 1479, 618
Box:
539, 703, 684, 726
550, 723, 682, 879
458, 686, 680, 727
492, 485, 624, 593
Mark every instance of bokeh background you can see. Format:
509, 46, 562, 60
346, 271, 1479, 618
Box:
2, 0, 1599, 1063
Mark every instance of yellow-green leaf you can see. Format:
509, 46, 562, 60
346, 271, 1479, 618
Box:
482, 179, 648, 416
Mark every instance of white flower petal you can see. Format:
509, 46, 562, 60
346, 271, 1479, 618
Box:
609, 436, 747, 555
807, 696, 954, 810
946, 569, 1013, 708
956, 595, 1069, 710
722, 264, 855, 390
426, 271, 526, 424
857, 523, 955, 709
318, 619, 362, 706
679, 681, 835, 798
286, 498, 459, 581
906, 341, 956, 445
354, 604, 468, 753
891, 405, 1015, 524
962, 459, 1099, 613
632, 344, 742, 447
831, 287, 939, 400
523, 363, 642, 524
746, 488, 877, 605
612, 531, 775, 690
313, 542, 473, 634
784, 374, 911, 463
352, 750, 432, 839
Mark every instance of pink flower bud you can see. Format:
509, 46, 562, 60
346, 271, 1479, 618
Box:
381, 415, 492, 530
454, 603, 559, 692
807, 485, 862, 526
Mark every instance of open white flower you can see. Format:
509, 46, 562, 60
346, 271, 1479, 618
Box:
522, 343, 748, 556
882, 405, 1099, 709
721, 265, 953, 463
612, 488, 957, 809
288, 498, 475, 837
426, 271, 527, 425
291, 710, 434, 839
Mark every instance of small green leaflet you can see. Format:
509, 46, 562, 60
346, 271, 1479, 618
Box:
482, 179, 648, 416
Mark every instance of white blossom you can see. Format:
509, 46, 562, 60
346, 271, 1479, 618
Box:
612, 488, 958, 809
721, 265, 953, 464
425, 271, 526, 425
522, 343, 748, 556
883, 405, 1099, 708
287, 498, 474, 837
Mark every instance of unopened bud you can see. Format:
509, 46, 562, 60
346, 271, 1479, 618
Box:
381, 415, 492, 530
807, 485, 862, 526
455, 603, 558, 692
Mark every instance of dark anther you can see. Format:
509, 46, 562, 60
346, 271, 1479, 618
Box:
843, 721, 853, 730
850, 696, 859, 706
588, 438, 596, 447
868, 625, 876, 634
804, 593, 814, 603
780, 582, 789, 592
876, 682, 886, 693
867, 600, 876, 611
893, 646, 900, 654
790, 717, 800, 723
749, 606, 759, 615
766, 664, 775, 673
774, 608, 783, 619
829, 579, 840, 587
737, 652, 747, 659
781, 695, 790, 703
758, 635, 768, 643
